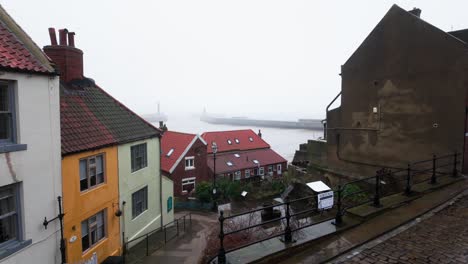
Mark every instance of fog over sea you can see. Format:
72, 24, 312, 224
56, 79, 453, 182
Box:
151, 113, 323, 162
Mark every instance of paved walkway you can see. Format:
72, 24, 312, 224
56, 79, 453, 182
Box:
142, 211, 218, 264
334, 191, 468, 264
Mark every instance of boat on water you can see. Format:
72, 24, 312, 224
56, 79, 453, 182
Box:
200, 112, 323, 130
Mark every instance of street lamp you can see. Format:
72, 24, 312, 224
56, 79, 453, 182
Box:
212, 142, 218, 211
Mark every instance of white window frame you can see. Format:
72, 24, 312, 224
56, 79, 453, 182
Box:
79, 154, 105, 192
185, 156, 195, 170
259, 167, 264, 176
277, 164, 282, 175
181, 177, 196, 193
81, 210, 106, 253
234, 171, 241, 180
0, 82, 16, 145
245, 169, 251, 178
268, 165, 273, 176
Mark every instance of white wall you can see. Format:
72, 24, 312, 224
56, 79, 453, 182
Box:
0, 72, 61, 264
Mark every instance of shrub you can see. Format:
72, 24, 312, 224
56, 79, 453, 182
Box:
195, 181, 213, 203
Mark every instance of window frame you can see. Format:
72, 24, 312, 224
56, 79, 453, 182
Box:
184, 156, 195, 170
0, 81, 16, 145
259, 167, 264, 176
268, 165, 273, 176
277, 164, 282, 175
245, 169, 250, 178
132, 186, 148, 219
131, 143, 148, 173
181, 177, 196, 193
234, 171, 241, 180
81, 210, 106, 253
79, 154, 106, 192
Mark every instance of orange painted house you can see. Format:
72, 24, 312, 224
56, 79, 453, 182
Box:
44, 28, 162, 263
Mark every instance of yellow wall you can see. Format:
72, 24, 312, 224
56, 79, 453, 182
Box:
62, 146, 121, 263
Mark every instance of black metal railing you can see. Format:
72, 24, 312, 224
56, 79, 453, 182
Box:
123, 213, 192, 264
213, 152, 461, 263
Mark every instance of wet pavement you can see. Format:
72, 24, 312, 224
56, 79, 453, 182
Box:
334, 190, 468, 264
270, 177, 468, 264
139, 211, 218, 264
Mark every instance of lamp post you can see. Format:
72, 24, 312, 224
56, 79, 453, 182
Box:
212, 142, 218, 212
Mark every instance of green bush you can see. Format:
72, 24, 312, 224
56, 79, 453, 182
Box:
342, 184, 368, 203
195, 181, 213, 203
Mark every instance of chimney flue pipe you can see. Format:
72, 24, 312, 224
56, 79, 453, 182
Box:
58, 29, 68, 46
48, 28, 57, 46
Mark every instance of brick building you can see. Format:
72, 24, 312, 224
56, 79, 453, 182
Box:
161, 131, 210, 197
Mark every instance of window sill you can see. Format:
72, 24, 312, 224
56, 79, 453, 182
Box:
185, 167, 195, 171
0, 144, 27, 154
0, 239, 32, 260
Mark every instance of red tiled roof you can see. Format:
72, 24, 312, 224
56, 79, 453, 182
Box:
0, 6, 55, 74
160, 131, 197, 174
207, 149, 287, 174
60, 79, 161, 155
201, 129, 270, 154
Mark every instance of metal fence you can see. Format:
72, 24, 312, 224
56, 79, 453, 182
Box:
123, 213, 192, 264
213, 152, 461, 263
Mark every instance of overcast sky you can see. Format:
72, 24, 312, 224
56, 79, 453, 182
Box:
2, 1, 468, 119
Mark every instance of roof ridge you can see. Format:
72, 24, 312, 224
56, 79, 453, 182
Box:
165, 130, 197, 137
203, 129, 254, 134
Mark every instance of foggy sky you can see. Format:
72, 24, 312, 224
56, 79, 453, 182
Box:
2, 1, 468, 119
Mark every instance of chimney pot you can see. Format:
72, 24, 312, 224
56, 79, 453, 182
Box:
68, 32, 75, 47
48, 28, 57, 45
409, 8, 421, 18
58, 29, 68, 46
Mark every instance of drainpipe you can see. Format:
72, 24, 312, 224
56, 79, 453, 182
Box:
160, 137, 164, 227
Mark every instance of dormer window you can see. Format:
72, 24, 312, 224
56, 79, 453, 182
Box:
249, 137, 253, 142
235, 138, 239, 144
227, 139, 232, 145
166, 148, 174, 157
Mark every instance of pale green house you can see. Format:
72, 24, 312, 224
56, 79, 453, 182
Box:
118, 136, 174, 244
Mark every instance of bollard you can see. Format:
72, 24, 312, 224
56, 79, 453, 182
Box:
431, 154, 437, 184
453, 152, 458, 177
405, 164, 412, 195
334, 185, 343, 225
218, 211, 226, 264
146, 233, 149, 256
284, 200, 292, 243
373, 169, 382, 207
183, 215, 186, 232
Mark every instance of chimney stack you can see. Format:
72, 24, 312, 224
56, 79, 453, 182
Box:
408, 8, 421, 18
43, 27, 84, 83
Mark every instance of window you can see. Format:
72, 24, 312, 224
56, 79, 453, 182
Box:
226, 161, 233, 166
227, 139, 232, 145
182, 177, 196, 193
245, 169, 250, 178
131, 143, 147, 172
248, 137, 253, 142
185, 157, 195, 170
0, 184, 20, 245
166, 148, 174, 157
259, 167, 264, 175
0, 82, 15, 144
277, 164, 282, 175
132, 186, 148, 218
253, 159, 259, 164
80, 154, 105, 192
254, 168, 258, 176
268, 166, 273, 176
234, 154, 240, 158
234, 138, 239, 144
81, 210, 106, 252
234, 171, 241, 180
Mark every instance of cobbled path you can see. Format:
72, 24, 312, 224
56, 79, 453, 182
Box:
337, 194, 468, 264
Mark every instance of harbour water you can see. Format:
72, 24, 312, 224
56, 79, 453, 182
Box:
152, 114, 323, 162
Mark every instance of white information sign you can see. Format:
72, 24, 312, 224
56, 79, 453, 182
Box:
317, 191, 334, 210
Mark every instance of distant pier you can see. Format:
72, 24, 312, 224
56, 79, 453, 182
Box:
200, 113, 323, 130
